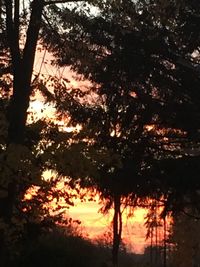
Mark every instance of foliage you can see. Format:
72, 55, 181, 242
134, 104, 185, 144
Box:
0, 0, 93, 251
40, 1, 200, 264
1, 0, 200, 266
45, 0, 200, 210
9, 226, 110, 267
4, 225, 152, 267
169, 212, 200, 267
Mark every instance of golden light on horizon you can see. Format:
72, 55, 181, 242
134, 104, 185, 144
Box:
64, 193, 154, 254
26, 98, 155, 254
24, 178, 153, 254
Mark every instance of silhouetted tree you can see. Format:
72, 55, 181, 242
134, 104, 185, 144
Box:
43, 1, 200, 265
0, 0, 98, 263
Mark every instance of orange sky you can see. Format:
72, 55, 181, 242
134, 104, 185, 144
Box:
29, 46, 163, 254
67, 198, 150, 253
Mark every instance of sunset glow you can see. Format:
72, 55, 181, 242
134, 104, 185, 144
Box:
67, 198, 151, 253
1, 2, 199, 266
27, 47, 162, 255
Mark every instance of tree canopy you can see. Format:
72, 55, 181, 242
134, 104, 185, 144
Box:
41, 1, 200, 264
0, 0, 200, 266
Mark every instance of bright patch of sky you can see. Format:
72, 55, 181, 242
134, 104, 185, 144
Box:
58, 1, 100, 16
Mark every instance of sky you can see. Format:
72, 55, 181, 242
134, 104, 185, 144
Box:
29, 46, 165, 254
67, 198, 151, 253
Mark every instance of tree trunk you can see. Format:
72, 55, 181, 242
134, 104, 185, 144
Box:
150, 227, 153, 267
3, 0, 44, 223
163, 216, 167, 267
155, 201, 158, 267
7, 0, 44, 145
112, 194, 122, 267
0, 3, 44, 263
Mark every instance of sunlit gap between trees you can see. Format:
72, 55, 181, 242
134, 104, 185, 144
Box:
1, 1, 200, 267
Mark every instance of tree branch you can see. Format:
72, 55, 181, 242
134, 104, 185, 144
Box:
181, 209, 200, 220
22, 0, 44, 90
44, 0, 84, 5
5, 0, 21, 72
14, 0, 20, 50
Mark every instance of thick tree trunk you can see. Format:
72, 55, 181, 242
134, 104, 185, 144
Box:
3, 0, 44, 223
112, 194, 122, 267
8, 0, 44, 145
0, 4, 45, 265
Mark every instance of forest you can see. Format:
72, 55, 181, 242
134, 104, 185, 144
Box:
0, 0, 200, 266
